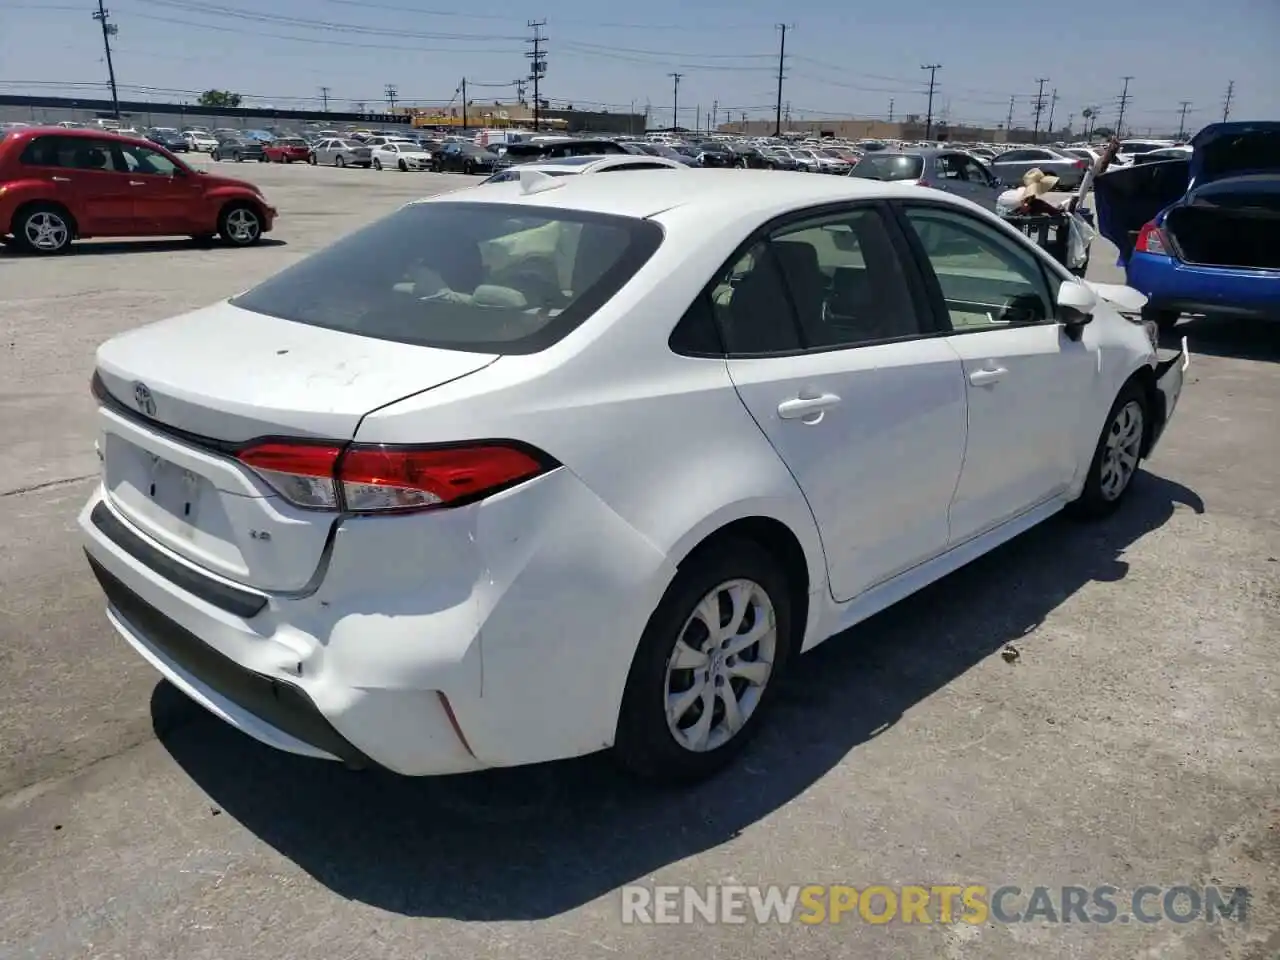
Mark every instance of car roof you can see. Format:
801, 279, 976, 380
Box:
420, 168, 940, 218
0, 125, 153, 146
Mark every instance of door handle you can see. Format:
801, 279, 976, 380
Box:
128, 180, 146, 186
51, 176, 71, 182
778, 392, 841, 420
968, 367, 1008, 387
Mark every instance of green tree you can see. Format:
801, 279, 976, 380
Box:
197, 90, 243, 108
1092, 125, 1115, 138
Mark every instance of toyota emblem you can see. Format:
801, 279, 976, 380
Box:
133, 382, 156, 417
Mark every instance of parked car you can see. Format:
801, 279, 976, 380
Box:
988, 146, 1089, 189
309, 138, 372, 168
145, 127, 189, 153
1113, 139, 1178, 167
693, 141, 738, 168
1061, 147, 1100, 168
210, 135, 265, 163
501, 139, 631, 164
1130, 146, 1193, 166
433, 141, 508, 174
0, 126, 276, 254
371, 141, 433, 171
263, 136, 311, 163
849, 148, 1002, 209
1094, 121, 1280, 331
757, 147, 801, 171
183, 131, 218, 153
78, 170, 1183, 782
480, 154, 684, 183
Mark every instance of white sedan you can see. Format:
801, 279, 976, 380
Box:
370, 141, 431, 171
183, 131, 218, 152
480, 153, 684, 183
80, 171, 1186, 782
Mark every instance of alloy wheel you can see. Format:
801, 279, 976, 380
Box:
664, 579, 777, 753
23, 211, 69, 251
224, 208, 260, 245
1100, 400, 1144, 500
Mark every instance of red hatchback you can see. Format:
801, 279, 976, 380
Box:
262, 137, 311, 163
0, 127, 277, 254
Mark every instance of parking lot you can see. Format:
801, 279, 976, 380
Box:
1, 161, 1277, 960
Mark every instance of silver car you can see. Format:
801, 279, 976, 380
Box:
849, 149, 1003, 210
988, 146, 1089, 189
309, 137, 372, 168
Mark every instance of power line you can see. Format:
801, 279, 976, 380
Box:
773, 23, 790, 137
1116, 76, 1134, 138
1222, 80, 1234, 121
920, 63, 940, 141
92, 0, 121, 119
526, 18, 546, 131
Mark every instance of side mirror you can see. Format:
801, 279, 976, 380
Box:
1057, 280, 1097, 340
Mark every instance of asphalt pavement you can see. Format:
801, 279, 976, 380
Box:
1, 162, 1277, 960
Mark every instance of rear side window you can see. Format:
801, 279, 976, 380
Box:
850, 155, 924, 181
20, 135, 118, 171
230, 202, 664, 355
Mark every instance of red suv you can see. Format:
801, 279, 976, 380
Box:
262, 136, 311, 163
0, 127, 277, 255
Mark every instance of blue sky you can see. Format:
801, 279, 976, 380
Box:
3, 0, 1277, 134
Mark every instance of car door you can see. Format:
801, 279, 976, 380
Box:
895, 202, 1100, 543
958, 155, 1001, 209
716, 203, 968, 602
111, 141, 200, 235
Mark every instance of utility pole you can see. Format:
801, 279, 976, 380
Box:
695, 103, 701, 137
92, 0, 120, 119
461, 78, 467, 129
1031, 78, 1048, 143
1047, 88, 1058, 137
1116, 76, 1133, 138
1222, 80, 1234, 122
384, 84, 397, 112
920, 63, 941, 141
1177, 100, 1191, 139
526, 19, 547, 132
319, 86, 330, 112
773, 23, 790, 137
1006, 95, 1015, 133
712, 99, 718, 132
668, 72, 682, 132
888, 97, 894, 122
515, 77, 527, 106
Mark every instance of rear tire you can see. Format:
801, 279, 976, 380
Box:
614, 539, 794, 783
217, 203, 262, 248
1067, 381, 1148, 520
398, 158, 408, 172
335, 155, 345, 168
11, 202, 74, 255
373, 158, 383, 171
231, 151, 241, 162
463, 160, 475, 175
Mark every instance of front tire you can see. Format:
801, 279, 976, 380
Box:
1068, 382, 1148, 519
372, 157, 383, 171
463, 160, 475, 175
231, 151, 241, 162
12, 203, 73, 255
614, 539, 794, 782
217, 203, 262, 247
336, 155, 346, 168
398, 158, 408, 172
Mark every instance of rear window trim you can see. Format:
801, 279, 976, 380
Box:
229, 200, 665, 356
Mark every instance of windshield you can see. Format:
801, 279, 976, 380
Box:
230, 202, 663, 354
849, 154, 925, 181
485, 169, 574, 183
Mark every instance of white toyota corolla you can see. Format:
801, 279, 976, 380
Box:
81, 170, 1186, 782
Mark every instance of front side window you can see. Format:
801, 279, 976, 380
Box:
115, 143, 179, 176
902, 206, 1053, 331
230, 202, 664, 354
849, 154, 925, 181
961, 157, 994, 185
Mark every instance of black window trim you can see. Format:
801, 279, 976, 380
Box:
887, 198, 1074, 338
668, 198, 947, 360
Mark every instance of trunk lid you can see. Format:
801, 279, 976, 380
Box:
1189, 121, 1280, 187
94, 301, 497, 592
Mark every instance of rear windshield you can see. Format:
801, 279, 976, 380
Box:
230, 202, 663, 354
849, 154, 925, 181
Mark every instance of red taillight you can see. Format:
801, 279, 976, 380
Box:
1075, 159, 1087, 169
236, 440, 553, 513
917, 178, 933, 187
1134, 222, 1169, 256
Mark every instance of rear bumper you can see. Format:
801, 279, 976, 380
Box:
79, 466, 676, 776
1127, 253, 1280, 320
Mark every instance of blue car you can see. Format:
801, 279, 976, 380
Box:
1093, 121, 1280, 332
